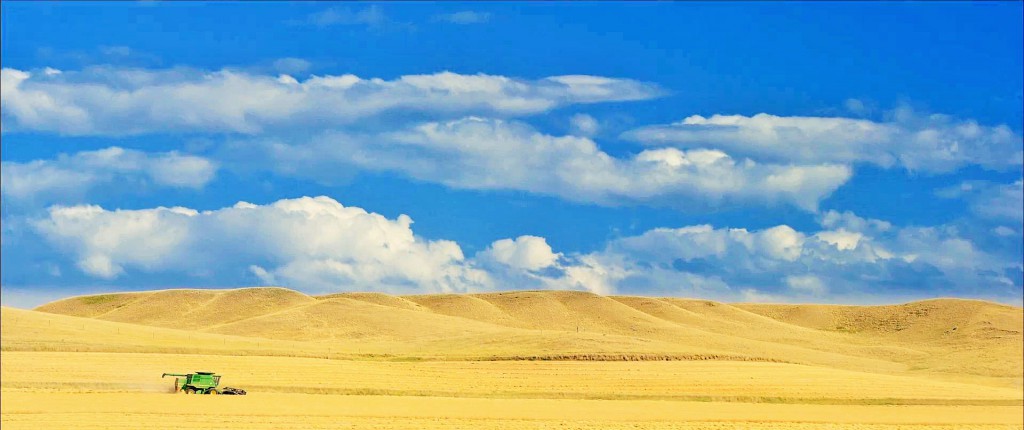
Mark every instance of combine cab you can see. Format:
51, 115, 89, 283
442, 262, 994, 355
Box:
162, 371, 246, 395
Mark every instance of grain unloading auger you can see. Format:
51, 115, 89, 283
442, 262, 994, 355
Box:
162, 372, 246, 395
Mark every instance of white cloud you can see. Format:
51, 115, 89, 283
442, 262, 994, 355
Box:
569, 113, 600, 136
433, 11, 491, 24
1, 68, 90, 133
815, 229, 863, 251
758, 225, 805, 261
78, 254, 123, 279
1, 147, 217, 204
479, 235, 560, 271
570, 212, 1020, 302
17, 195, 1022, 302
624, 107, 1023, 173
553, 254, 631, 295
0, 67, 661, 135
818, 210, 892, 234
32, 204, 196, 279
31, 196, 492, 293
268, 117, 850, 211
146, 154, 218, 188
611, 224, 808, 270
471, 236, 633, 295
16, 195, 728, 298
936, 179, 1023, 222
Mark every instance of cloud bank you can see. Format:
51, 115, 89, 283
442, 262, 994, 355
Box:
27, 196, 1022, 303
3, 63, 1020, 304
8, 65, 1015, 215
624, 108, 1023, 173
32, 196, 489, 293
248, 117, 852, 211
1, 147, 217, 206
1, 67, 661, 135
559, 210, 1021, 303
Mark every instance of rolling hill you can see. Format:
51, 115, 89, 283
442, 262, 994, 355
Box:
17, 287, 1020, 385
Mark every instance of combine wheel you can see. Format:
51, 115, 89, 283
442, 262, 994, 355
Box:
207, 389, 219, 395
184, 387, 195, 394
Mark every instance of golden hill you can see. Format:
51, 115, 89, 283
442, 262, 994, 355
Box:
20, 287, 1024, 384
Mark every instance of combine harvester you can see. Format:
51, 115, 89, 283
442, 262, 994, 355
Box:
162, 372, 246, 395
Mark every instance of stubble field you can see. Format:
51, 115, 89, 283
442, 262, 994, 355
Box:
2, 287, 1021, 429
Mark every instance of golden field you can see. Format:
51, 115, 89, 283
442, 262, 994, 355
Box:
2, 287, 1022, 429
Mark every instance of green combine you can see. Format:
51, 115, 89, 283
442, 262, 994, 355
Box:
162, 371, 246, 395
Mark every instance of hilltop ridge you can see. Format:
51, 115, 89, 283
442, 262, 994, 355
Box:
23, 287, 1024, 382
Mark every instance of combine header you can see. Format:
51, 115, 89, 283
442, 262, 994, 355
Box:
162, 372, 246, 395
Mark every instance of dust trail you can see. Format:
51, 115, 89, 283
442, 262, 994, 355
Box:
130, 382, 177, 393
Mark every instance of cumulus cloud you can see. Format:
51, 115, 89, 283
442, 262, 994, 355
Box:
814, 229, 863, 251
0, 67, 661, 135
31, 196, 491, 293
23, 195, 620, 296
624, 107, 1023, 173
261, 117, 850, 211
17, 194, 1021, 302
1, 147, 217, 205
548, 254, 633, 296
32, 204, 198, 279
479, 235, 560, 271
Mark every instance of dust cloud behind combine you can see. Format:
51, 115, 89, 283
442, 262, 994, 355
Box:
2, 287, 1022, 429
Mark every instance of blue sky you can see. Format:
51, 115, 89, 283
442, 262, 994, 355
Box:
1, 2, 1022, 308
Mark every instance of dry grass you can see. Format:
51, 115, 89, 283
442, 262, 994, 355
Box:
29, 288, 1024, 379
3, 287, 1023, 429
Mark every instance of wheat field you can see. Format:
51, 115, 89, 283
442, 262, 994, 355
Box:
2, 287, 1022, 429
